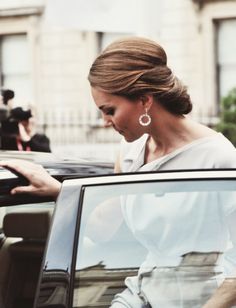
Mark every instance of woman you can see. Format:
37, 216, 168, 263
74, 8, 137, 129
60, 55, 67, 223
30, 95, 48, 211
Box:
1, 37, 236, 307
88, 37, 236, 173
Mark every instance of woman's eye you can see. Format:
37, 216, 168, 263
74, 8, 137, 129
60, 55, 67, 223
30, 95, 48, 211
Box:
105, 108, 115, 116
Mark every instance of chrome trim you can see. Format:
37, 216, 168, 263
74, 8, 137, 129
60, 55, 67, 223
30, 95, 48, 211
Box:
63, 170, 236, 187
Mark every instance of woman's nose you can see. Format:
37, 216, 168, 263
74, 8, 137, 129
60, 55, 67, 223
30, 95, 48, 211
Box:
103, 115, 112, 128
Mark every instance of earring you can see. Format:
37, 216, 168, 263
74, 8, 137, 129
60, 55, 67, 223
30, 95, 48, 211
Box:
139, 108, 151, 126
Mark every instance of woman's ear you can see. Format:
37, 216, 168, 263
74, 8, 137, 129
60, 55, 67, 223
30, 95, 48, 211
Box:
140, 94, 153, 111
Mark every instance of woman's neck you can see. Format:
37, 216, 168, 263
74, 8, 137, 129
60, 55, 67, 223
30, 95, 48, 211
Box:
144, 116, 217, 164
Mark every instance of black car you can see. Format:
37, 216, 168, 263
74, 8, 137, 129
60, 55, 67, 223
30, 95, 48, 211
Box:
0, 155, 236, 308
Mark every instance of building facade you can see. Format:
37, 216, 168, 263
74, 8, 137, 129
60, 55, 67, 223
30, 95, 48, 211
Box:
0, 0, 236, 155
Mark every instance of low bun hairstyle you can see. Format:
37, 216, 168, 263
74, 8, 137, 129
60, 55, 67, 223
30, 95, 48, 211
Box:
88, 37, 192, 115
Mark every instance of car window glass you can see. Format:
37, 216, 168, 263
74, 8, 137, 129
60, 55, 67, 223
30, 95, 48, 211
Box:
73, 179, 236, 307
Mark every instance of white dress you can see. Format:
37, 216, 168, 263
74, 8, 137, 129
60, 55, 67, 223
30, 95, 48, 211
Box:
111, 133, 236, 308
120, 133, 236, 172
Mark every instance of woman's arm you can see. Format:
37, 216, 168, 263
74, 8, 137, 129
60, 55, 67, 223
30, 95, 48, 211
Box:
203, 208, 236, 308
86, 197, 123, 242
203, 277, 236, 308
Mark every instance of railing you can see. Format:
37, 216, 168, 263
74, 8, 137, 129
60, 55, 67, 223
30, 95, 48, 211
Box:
36, 108, 121, 160
35, 107, 220, 160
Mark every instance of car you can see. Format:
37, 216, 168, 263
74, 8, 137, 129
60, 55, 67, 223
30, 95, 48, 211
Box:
0, 150, 114, 206
1, 163, 236, 308
0, 150, 113, 308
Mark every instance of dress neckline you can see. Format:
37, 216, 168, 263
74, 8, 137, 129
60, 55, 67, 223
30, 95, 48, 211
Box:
138, 133, 223, 171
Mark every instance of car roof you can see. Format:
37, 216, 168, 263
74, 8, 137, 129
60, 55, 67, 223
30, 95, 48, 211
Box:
0, 150, 58, 162
0, 150, 114, 176
0, 150, 111, 164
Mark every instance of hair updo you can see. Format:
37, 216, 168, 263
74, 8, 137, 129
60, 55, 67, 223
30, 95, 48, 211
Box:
88, 37, 192, 115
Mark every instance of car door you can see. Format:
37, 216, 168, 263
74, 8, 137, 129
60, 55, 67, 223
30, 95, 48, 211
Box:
35, 169, 236, 308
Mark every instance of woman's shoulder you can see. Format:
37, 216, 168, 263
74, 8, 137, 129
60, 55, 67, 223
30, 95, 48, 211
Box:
157, 133, 236, 170
203, 133, 235, 151
197, 133, 236, 167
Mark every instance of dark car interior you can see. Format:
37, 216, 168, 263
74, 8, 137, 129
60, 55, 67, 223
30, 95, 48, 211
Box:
0, 167, 60, 308
0, 209, 52, 308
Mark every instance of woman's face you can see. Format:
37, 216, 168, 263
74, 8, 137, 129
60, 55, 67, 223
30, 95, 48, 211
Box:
91, 87, 146, 142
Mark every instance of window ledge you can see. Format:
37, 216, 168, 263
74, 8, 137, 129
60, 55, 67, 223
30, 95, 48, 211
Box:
192, 0, 231, 8
0, 6, 44, 17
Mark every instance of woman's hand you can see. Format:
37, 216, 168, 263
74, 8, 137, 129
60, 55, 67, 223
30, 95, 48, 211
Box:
19, 117, 37, 141
18, 122, 31, 142
0, 159, 61, 199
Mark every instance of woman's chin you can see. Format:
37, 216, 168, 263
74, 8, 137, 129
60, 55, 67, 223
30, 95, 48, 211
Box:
123, 132, 145, 143
123, 135, 137, 143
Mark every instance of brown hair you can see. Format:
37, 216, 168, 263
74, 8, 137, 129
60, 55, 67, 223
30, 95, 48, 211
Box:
88, 37, 192, 115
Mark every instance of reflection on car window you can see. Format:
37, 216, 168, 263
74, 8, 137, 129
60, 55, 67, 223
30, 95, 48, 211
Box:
73, 180, 236, 308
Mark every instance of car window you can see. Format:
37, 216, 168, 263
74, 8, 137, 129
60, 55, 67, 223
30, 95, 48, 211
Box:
73, 179, 236, 307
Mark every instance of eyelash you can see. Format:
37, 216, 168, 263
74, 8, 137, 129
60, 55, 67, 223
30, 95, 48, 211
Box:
104, 108, 115, 116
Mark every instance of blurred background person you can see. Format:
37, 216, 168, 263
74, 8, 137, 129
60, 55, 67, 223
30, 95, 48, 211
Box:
0, 88, 15, 122
1, 106, 51, 152
0, 89, 15, 109
19, 107, 51, 152
0, 88, 51, 152
0, 88, 15, 149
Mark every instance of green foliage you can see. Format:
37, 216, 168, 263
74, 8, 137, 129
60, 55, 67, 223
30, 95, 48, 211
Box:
215, 87, 236, 147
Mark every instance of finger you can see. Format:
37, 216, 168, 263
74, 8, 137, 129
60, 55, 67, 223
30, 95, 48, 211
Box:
0, 160, 29, 173
11, 185, 48, 196
0, 159, 35, 169
0, 160, 43, 179
0, 160, 26, 177
1, 160, 61, 198
11, 185, 37, 195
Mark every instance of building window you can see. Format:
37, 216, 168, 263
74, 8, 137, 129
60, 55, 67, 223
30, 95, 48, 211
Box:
216, 19, 236, 99
0, 34, 32, 106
